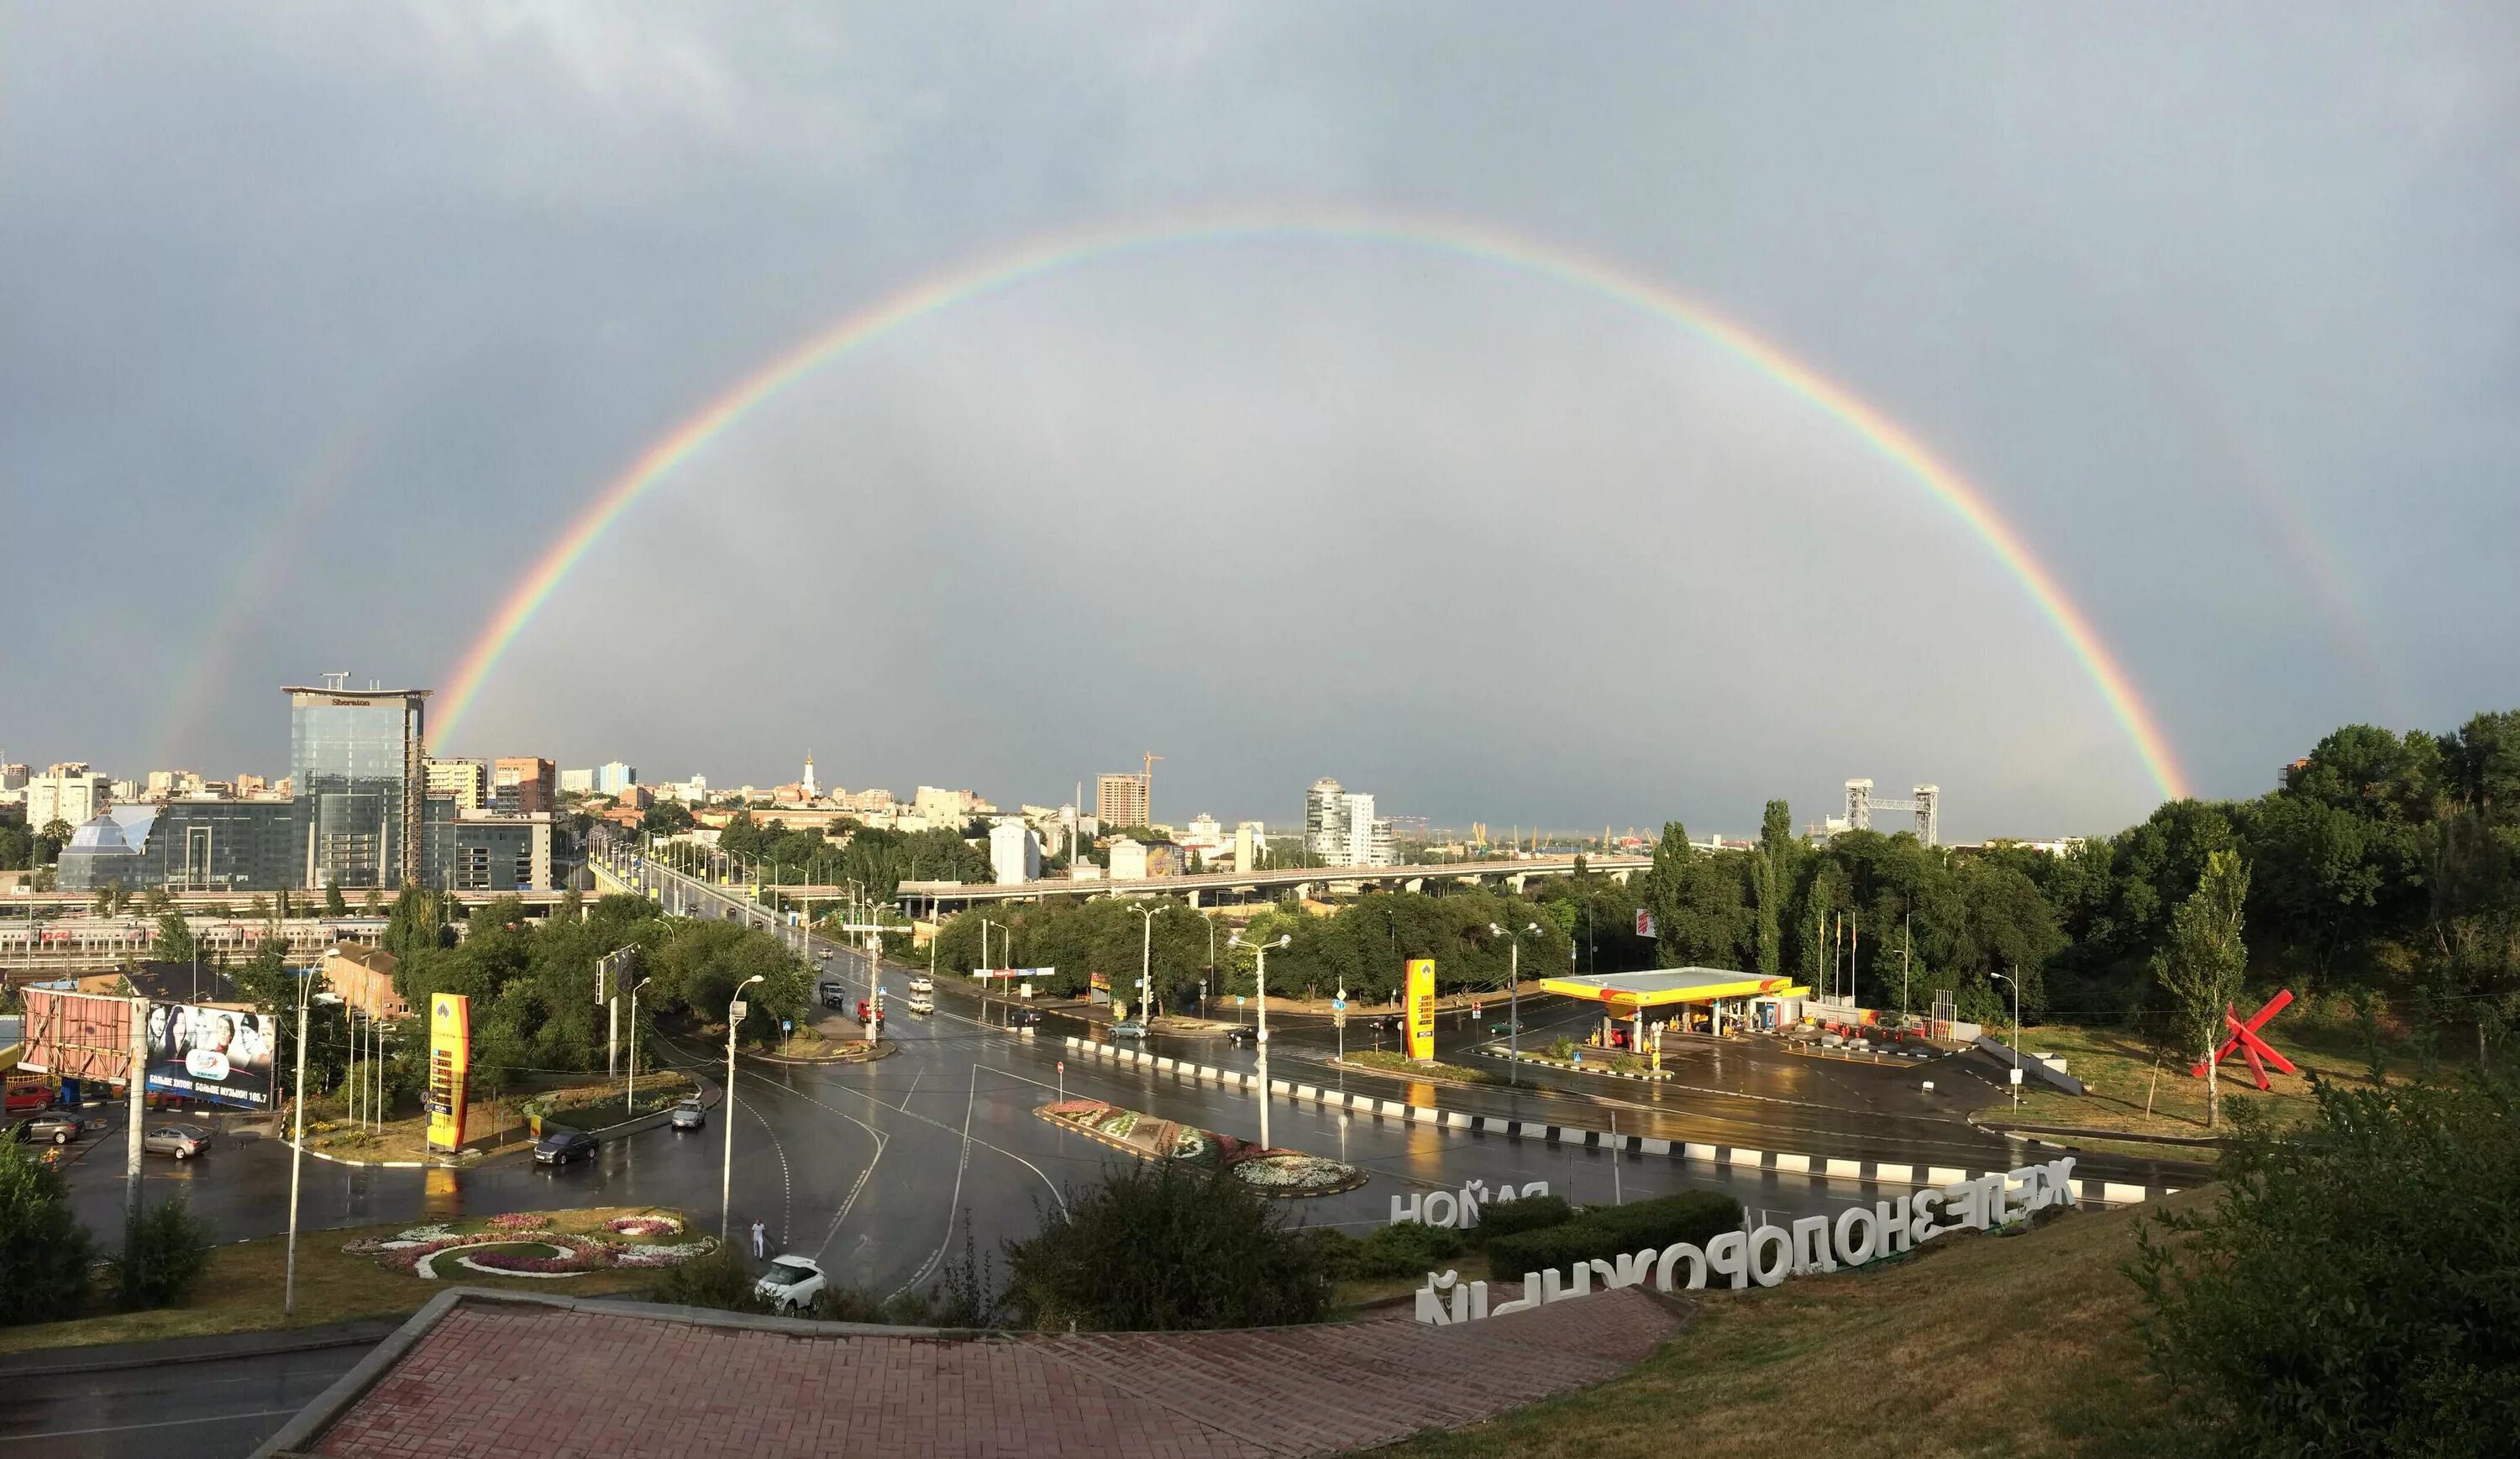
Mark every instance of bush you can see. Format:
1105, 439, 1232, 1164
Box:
0, 1137, 92, 1325
648, 1243, 770, 1315
1334, 1220, 1468, 1280
2133, 1072, 2520, 1451
1483, 1190, 1740, 1277
114, 1193, 213, 1309
1467, 1193, 1573, 1245
1004, 1160, 1334, 1330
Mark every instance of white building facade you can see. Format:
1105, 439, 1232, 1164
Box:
988, 820, 1042, 884
1303, 779, 1394, 868
27, 766, 110, 831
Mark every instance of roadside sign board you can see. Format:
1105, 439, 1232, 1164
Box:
1404, 959, 1437, 1060
427, 993, 470, 1152
728, 999, 749, 1022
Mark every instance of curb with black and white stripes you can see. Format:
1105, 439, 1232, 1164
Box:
1062, 1036, 2171, 1208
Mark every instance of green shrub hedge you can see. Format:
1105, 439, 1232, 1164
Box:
1467, 1193, 1572, 1245
1343, 1220, 1470, 1278
1483, 1190, 1740, 1276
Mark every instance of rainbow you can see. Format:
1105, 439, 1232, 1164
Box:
433, 208, 2190, 800
153, 419, 374, 766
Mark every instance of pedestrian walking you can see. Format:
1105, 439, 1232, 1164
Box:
751, 1220, 766, 1259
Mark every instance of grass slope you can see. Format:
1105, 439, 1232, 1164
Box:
1374, 1194, 2190, 1459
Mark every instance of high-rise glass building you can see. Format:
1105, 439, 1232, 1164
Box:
287, 680, 430, 890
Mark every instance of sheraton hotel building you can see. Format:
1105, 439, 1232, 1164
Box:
57, 680, 552, 896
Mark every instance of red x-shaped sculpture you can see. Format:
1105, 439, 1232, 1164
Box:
2190, 988, 2297, 1089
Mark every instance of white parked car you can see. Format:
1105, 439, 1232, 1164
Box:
755, 1255, 826, 1315
906, 993, 936, 1015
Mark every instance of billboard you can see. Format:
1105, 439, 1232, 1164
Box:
1635, 910, 1656, 938
144, 1002, 276, 1109
17, 988, 135, 1083
1404, 958, 1436, 1060
426, 993, 470, 1152
1088, 969, 1111, 1005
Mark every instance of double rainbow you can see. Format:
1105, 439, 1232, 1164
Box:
433, 207, 2190, 800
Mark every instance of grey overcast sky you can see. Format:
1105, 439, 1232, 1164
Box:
3, 3, 2514, 841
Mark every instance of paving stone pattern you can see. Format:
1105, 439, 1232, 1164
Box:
311, 1291, 1681, 1457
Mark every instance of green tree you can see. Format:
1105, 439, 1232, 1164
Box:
0, 1136, 93, 1325
114, 1194, 213, 1309
643, 800, 696, 836
2153, 850, 2251, 1128
1753, 799, 1794, 979
1002, 1162, 1333, 1331
2132, 1070, 2520, 1451
323, 883, 349, 917
36, 819, 73, 864
155, 910, 197, 965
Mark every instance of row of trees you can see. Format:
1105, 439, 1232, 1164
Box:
1618, 711, 2520, 1046
379, 891, 816, 1095
927, 887, 1578, 1010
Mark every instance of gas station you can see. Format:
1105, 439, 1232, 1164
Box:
1537, 968, 1813, 1052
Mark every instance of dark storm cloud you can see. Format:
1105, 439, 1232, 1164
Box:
2, 3, 2512, 839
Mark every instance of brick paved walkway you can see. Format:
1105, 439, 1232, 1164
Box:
298, 1289, 1683, 1457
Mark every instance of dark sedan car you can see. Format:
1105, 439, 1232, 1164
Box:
533, 1127, 598, 1167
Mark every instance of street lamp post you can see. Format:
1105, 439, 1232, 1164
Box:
1490, 921, 1540, 1087
1131, 905, 1155, 1023
626, 977, 651, 1115
1230, 932, 1290, 1149
1991, 968, 2023, 1106
722, 974, 766, 1241
283, 966, 314, 1320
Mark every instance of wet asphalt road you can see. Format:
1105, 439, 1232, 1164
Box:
0, 1346, 360, 1459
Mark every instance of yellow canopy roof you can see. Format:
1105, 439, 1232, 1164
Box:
1539, 968, 1810, 1007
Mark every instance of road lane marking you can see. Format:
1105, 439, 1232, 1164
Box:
891, 1067, 979, 1301
2, 1408, 302, 1441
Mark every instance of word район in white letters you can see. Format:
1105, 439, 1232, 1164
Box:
1415, 1158, 2076, 1325
1389, 1178, 1548, 1231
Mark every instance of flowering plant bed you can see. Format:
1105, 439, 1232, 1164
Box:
1037, 1099, 1366, 1198
341, 1209, 717, 1278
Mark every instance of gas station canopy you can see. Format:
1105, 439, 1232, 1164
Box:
1538, 968, 1811, 1008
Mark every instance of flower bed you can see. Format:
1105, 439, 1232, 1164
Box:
343, 1212, 717, 1278
605, 1215, 682, 1237
1037, 1099, 1364, 1198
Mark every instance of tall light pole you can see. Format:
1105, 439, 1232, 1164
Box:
626, 977, 651, 1115
1490, 921, 1540, 1087
722, 974, 765, 1241
1230, 932, 1289, 1149
283, 966, 314, 1320
1131, 904, 1155, 1022
978, 917, 999, 1024
1990, 968, 2023, 1106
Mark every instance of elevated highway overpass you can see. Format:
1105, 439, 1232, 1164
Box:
895, 852, 1650, 914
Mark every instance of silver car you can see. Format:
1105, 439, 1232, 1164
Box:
669, 1096, 705, 1131
143, 1124, 212, 1160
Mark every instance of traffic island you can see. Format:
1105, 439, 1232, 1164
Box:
344, 1209, 719, 1280
749, 1037, 895, 1066
1037, 1098, 1368, 1197
283, 1069, 704, 1168
1331, 1050, 1508, 1087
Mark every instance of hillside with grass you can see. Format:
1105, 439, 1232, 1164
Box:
1376, 1194, 2181, 1459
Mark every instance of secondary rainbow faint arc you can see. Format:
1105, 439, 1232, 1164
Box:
433, 209, 2191, 800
